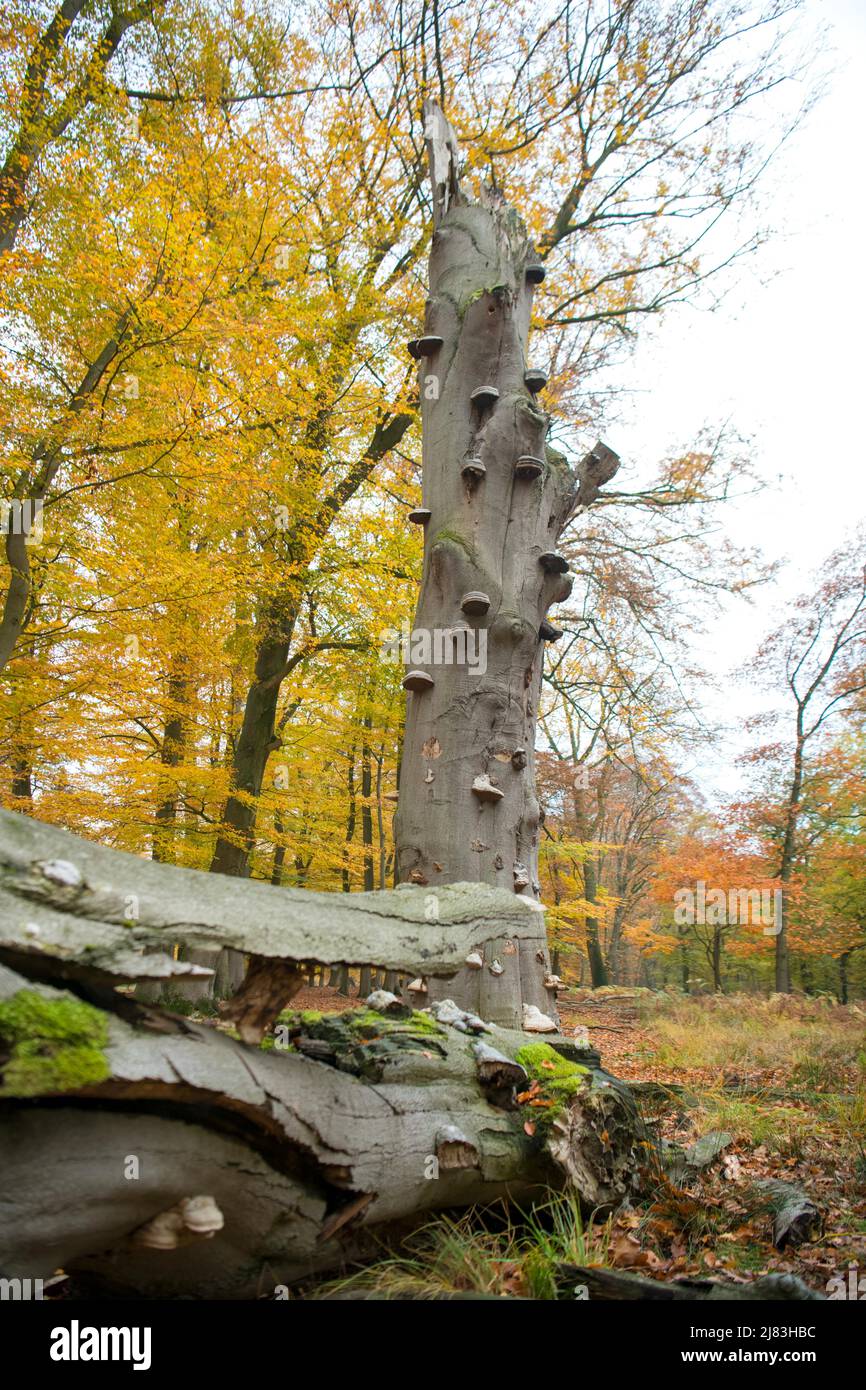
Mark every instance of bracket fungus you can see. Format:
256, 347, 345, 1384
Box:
407, 977, 428, 996
539, 551, 569, 575
408, 507, 432, 525
539, 620, 563, 642
522, 1004, 558, 1033
38, 859, 83, 890
471, 773, 504, 803
525, 260, 546, 284
429, 998, 487, 1033
402, 669, 434, 693
366, 989, 411, 1017
489, 958, 504, 976
132, 1195, 224, 1251
513, 862, 530, 891
514, 455, 544, 481
460, 590, 490, 616
407, 335, 444, 359
461, 456, 486, 483
524, 369, 548, 394
465, 951, 483, 969
473, 1040, 527, 1101
470, 385, 499, 410
435, 1125, 480, 1171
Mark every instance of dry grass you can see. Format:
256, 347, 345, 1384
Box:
636, 991, 865, 1090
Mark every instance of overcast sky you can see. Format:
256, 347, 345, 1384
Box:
605, 0, 865, 805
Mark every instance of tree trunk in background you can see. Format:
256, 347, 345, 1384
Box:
573, 788, 609, 989
10, 751, 32, 803
679, 928, 690, 993
362, 713, 375, 892
776, 731, 804, 994
838, 951, 850, 1006
152, 654, 189, 863
394, 102, 610, 1027
711, 926, 723, 992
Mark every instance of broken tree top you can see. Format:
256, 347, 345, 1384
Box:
0, 808, 551, 988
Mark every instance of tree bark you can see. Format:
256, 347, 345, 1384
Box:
394, 102, 618, 1026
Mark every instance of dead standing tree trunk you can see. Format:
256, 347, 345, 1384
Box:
394, 103, 619, 1026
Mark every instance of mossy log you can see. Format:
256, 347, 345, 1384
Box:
0, 808, 642, 1298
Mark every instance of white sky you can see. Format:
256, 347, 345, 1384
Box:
608, 0, 866, 805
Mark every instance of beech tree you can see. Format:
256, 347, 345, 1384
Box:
746, 541, 866, 991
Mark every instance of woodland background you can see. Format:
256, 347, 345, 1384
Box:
2, 0, 865, 1004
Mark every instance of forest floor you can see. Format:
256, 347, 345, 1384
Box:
287, 983, 866, 1298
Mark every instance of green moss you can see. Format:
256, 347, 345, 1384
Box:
544, 443, 572, 478
341, 1008, 444, 1039
457, 283, 507, 318
432, 528, 475, 561
0, 989, 109, 1098
409, 1010, 446, 1036
514, 1042, 589, 1129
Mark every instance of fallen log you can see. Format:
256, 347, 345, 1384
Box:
0, 809, 643, 1298
754, 1179, 823, 1249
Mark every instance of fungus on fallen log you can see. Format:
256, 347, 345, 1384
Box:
366, 989, 411, 1018
473, 1040, 527, 1104
132, 1196, 224, 1251
522, 1004, 558, 1033
435, 1125, 480, 1171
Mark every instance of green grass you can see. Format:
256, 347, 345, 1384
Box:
312, 1192, 611, 1300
